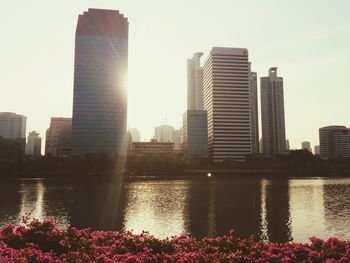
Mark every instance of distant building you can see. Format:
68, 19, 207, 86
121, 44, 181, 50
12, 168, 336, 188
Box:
203, 47, 252, 160
154, 125, 175, 142
0, 137, 25, 161
286, 139, 290, 150
319, 126, 350, 159
132, 140, 175, 156
26, 131, 41, 158
127, 131, 133, 156
171, 128, 183, 150
314, 145, 320, 155
301, 141, 311, 152
128, 128, 141, 142
261, 67, 286, 157
187, 52, 204, 110
0, 112, 26, 140
249, 68, 259, 154
183, 110, 208, 157
72, 9, 129, 156
45, 118, 72, 157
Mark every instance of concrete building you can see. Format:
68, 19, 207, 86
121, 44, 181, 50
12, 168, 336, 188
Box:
187, 52, 204, 111
314, 145, 320, 155
26, 131, 41, 158
132, 140, 175, 156
72, 9, 129, 156
183, 110, 208, 157
128, 128, 140, 142
154, 125, 175, 142
286, 139, 290, 150
203, 47, 252, 160
0, 112, 26, 140
261, 67, 286, 157
249, 68, 259, 154
45, 118, 72, 157
171, 128, 183, 150
319, 126, 350, 159
301, 141, 311, 152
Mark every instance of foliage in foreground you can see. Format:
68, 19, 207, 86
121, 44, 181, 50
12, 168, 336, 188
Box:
0, 219, 350, 262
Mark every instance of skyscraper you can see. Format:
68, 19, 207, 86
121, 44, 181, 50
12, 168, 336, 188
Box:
72, 9, 129, 156
187, 52, 204, 110
301, 141, 311, 152
0, 112, 26, 140
261, 67, 286, 157
154, 125, 175, 142
26, 131, 41, 158
128, 128, 141, 142
319, 125, 350, 159
249, 68, 259, 154
203, 47, 252, 160
46, 118, 72, 156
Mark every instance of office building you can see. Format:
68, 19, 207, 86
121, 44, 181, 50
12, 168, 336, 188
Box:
319, 125, 350, 159
261, 67, 286, 157
203, 47, 251, 160
249, 68, 259, 154
26, 131, 41, 158
0, 112, 26, 140
132, 140, 175, 156
72, 9, 129, 156
171, 128, 183, 150
187, 52, 204, 110
301, 141, 311, 152
154, 125, 174, 142
314, 145, 320, 155
183, 110, 208, 157
45, 118, 72, 157
128, 128, 140, 142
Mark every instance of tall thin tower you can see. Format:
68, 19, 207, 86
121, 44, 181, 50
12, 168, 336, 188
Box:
203, 47, 252, 160
72, 9, 129, 156
187, 52, 204, 110
260, 67, 286, 157
249, 64, 259, 154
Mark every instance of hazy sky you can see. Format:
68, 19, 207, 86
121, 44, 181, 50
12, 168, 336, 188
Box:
1, 0, 349, 150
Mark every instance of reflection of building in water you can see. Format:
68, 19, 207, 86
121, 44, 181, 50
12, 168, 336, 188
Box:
18, 180, 46, 223
0, 181, 21, 226
188, 179, 262, 239
123, 181, 190, 238
260, 179, 292, 242
70, 177, 125, 230
289, 179, 325, 242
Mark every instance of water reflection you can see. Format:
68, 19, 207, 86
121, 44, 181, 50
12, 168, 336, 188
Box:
1, 177, 350, 242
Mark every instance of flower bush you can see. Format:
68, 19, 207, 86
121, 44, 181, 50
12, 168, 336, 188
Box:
0, 219, 350, 262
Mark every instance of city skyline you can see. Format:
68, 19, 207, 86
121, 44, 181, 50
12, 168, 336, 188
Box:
1, 1, 349, 151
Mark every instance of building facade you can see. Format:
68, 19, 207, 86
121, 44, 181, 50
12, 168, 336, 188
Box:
0, 112, 26, 140
26, 131, 42, 158
72, 9, 129, 156
132, 140, 175, 156
260, 67, 286, 157
171, 128, 183, 150
301, 141, 311, 152
203, 47, 252, 160
319, 125, 350, 159
249, 68, 259, 154
183, 110, 208, 157
154, 125, 175, 142
187, 52, 204, 110
314, 145, 320, 155
45, 118, 72, 157
128, 128, 141, 142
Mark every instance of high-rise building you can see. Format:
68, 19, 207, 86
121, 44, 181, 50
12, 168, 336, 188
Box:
314, 145, 320, 155
203, 47, 252, 160
261, 67, 286, 157
286, 139, 290, 150
45, 118, 72, 157
249, 67, 259, 154
171, 128, 183, 150
183, 110, 208, 157
301, 141, 311, 152
128, 128, 141, 142
154, 125, 175, 142
187, 52, 204, 110
72, 9, 129, 156
319, 125, 350, 159
26, 131, 41, 158
0, 112, 26, 140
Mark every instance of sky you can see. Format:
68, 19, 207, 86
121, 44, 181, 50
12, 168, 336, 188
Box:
0, 0, 349, 151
